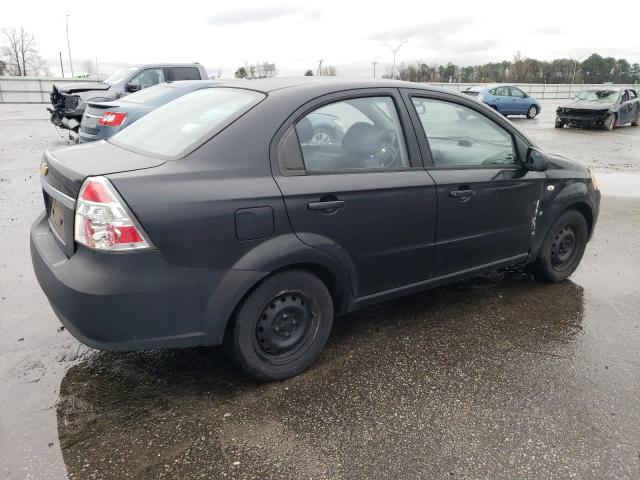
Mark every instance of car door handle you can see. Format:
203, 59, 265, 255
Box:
449, 189, 475, 199
308, 200, 346, 211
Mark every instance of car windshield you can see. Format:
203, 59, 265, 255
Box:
103, 67, 138, 84
110, 87, 265, 158
574, 90, 619, 102
121, 84, 181, 106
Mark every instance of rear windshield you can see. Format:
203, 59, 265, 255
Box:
110, 88, 265, 158
122, 84, 181, 106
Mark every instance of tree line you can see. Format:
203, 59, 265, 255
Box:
388, 52, 640, 84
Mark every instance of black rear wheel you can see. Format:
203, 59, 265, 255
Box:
224, 270, 333, 381
530, 209, 588, 282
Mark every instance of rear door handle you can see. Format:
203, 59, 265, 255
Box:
308, 200, 346, 211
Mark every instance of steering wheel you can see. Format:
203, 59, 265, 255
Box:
373, 129, 401, 168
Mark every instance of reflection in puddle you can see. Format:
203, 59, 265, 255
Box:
594, 171, 640, 197
56, 270, 587, 479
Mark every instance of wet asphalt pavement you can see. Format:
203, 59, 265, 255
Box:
1, 101, 639, 479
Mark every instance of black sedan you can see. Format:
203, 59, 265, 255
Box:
556, 87, 640, 130
31, 79, 600, 381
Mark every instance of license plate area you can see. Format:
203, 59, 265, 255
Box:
48, 197, 67, 245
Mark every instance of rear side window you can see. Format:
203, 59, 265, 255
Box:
111, 88, 265, 158
294, 97, 409, 172
494, 86, 509, 96
172, 67, 201, 80
411, 97, 516, 167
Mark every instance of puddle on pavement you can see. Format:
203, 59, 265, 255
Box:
593, 171, 640, 197
53, 269, 599, 479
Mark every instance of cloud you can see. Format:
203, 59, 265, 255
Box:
367, 17, 475, 43
207, 4, 323, 26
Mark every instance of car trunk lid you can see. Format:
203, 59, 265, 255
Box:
40, 141, 166, 257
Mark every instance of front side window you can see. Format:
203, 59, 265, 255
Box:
111, 88, 264, 158
129, 68, 165, 89
510, 87, 525, 97
411, 98, 516, 167
294, 97, 409, 172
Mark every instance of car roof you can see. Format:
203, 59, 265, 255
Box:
206, 76, 461, 95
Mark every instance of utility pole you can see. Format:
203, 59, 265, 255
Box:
65, 15, 74, 77
373, 61, 377, 79
383, 41, 407, 79
95, 56, 99, 81
316, 59, 323, 76
59, 51, 65, 77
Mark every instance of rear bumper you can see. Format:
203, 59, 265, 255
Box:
30, 212, 264, 351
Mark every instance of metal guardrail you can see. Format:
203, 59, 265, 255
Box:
0, 76, 93, 103
421, 82, 639, 99
0, 76, 637, 103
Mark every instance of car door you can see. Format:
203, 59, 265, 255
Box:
493, 86, 511, 114
273, 90, 438, 297
403, 90, 545, 277
509, 86, 527, 114
630, 90, 640, 122
618, 90, 632, 124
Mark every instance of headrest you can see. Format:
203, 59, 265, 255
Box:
341, 122, 381, 156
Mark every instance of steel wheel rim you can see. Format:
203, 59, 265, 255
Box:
310, 131, 332, 145
254, 291, 316, 363
551, 225, 577, 270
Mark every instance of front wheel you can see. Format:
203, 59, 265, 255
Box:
530, 209, 588, 282
603, 114, 615, 131
526, 105, 539, 119
554, 118, 564, 128
224, 270, 334, 381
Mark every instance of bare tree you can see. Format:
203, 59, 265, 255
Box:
83, 59, 96, 76
1, 27, 47, 76
319, 65, 337, 76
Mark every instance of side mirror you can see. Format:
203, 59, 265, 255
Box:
525, 147, 548, 171
125, 82, 141, 93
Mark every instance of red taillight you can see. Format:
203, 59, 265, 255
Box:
98, 111, 127, 127
81, 180, 114, 203
74, 177, 152, 252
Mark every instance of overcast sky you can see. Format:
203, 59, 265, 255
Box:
4, 0, 640, 78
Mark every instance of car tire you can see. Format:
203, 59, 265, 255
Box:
224, 270, 334, 381
526, 105, 539, 119
530, 209, 588, 283
603, 114, 615, 131
554, 119, 564, 128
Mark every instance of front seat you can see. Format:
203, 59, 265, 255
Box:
340, 122, 382, 168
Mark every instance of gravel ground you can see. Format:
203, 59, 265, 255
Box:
0, 102, 639, 479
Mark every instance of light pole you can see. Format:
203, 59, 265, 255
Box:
383, 41, 407, 79
65, 15, 74, 77
570, 53, 589, 85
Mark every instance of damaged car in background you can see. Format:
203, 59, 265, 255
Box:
555, 87, 639, 130
48, 63, 207, 132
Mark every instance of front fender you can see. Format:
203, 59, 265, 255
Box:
528, 179, 596, 261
